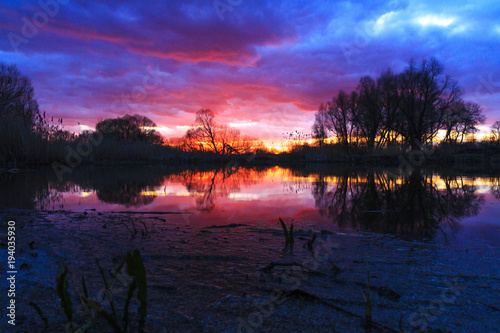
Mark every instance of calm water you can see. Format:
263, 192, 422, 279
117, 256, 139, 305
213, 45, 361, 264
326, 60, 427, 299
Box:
1, 165, 499, 250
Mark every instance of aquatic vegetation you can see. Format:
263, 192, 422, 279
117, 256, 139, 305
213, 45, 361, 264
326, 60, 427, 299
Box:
51, 249, 147, 333
303, 232, 317, 252
362, 263, 372, 328
29, 301, 48, 328
279, 217, 294, 245
56, 264, 73, 323
120, 217, 148, 239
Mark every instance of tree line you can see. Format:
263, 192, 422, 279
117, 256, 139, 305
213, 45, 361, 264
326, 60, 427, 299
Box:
2, 59, 500, 166
0, 62, 264, 165
313, 58, 489, 150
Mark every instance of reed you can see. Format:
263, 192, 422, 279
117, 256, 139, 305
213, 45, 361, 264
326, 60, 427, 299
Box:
279, 217, 294, 245
52, 249, 147, 332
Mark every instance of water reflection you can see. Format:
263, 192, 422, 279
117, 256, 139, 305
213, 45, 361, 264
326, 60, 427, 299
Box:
0, 166, 493, 240
74, 168, 165, 207
311, 170, 483, 239
0, 169, 66, 210
173, 167, 262, 210
491, 177, 500, 200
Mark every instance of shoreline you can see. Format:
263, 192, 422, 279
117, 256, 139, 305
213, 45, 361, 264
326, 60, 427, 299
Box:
2, 142, 500, 173
1, 208, 498, 332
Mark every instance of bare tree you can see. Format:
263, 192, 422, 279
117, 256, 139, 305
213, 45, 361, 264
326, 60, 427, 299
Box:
193, 109, 219, 153
323, 90, 358, 150
0, 63, 41, 129
183, 109, 256, 154
377, 70, 402, 146
457, 102, 485, 143
396, 58, 462, 148
443, 101, 466, 143
312, 104, 328, 146
314, 59, 483, 151
0, 63, 44, 163
443, 102, 485, 143
491, 121, 500, 145
352, 76, 384, 149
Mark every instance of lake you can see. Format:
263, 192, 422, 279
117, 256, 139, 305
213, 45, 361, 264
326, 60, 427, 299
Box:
2, 165, 499, 250
1, 165, 499, 332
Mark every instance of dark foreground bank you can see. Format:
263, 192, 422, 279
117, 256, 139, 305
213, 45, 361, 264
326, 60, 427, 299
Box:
0, 208, 498, 332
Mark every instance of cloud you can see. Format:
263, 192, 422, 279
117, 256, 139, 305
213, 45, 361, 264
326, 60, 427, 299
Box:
0, 0, 499, 141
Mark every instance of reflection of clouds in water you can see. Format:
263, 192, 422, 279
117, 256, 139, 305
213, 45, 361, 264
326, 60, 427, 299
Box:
173, 168, 265, 211
310, 171, 484, 240
228, 193, 259, 200
0, 166, 495, 241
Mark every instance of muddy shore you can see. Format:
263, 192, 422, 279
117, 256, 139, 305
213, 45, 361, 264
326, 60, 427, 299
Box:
0, 208, 498, 332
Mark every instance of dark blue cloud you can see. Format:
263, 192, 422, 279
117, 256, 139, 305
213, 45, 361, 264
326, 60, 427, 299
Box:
0, 0, 499, 139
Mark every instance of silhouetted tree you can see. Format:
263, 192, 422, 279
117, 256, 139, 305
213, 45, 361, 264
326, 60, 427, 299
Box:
396, 58, 462, 148
187, 109, 219, 153
0, 63, 45, 163
377, 70, 402, 146
352, 76, 384, 149
0, 63, 41, 130
314, 58, 480, 150
95, 114, 163, 144
443, 102, 485, 143
490, 121, 500, 145
312, 105, 328, 146
183, 109, 256, 154
51, 129, 75, 142
323, 90, 358, 149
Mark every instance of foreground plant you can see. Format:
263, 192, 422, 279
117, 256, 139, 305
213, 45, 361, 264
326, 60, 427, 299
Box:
279, 217, 294, 246
362, 263, 372, 328
120, 217, 149, 239
49, 249, 147, 332
304, 232, 317, 252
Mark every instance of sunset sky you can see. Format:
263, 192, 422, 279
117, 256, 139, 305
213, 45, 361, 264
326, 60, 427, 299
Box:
1, 0, 500, 145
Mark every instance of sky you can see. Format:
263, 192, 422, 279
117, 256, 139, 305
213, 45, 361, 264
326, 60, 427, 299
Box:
1, 0, 500, 145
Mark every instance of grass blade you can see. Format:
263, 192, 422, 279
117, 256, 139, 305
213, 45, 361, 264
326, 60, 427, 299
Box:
82, 298, 121, 332
127, 250, 148, 333
279, 217, 289, 240
56, 263, 73, 322
123, 280, 137, 332
363, 263, 372, 327
81, 276, 89, 299
29, 301, 48, 328
96, 259, 109, 290
96, 259, 118, 321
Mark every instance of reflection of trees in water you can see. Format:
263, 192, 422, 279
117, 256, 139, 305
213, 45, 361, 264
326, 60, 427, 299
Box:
283, 181, 313, 194
0, 165, 267, 210
312, 170, 483, 240
491, 177, 500, 200
171, 167, 263, 210
71, 168, 165, 208
0, 167, 167, 209
96, 185, 156, 207
0, 169, 76, 209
